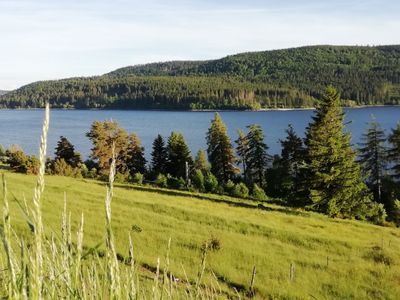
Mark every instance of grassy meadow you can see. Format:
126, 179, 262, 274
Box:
1, 169, 399, 299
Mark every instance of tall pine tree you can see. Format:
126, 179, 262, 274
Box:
126, 133, 147, 176
245, 124, 270, 187
388, 123, 400, 181
358, 119, 387, 203
304, 87, 375, 218
167, 131, 192, 179
279, 124, 306, 203
151, 134, 167, 176
194, 149, 210, 174
206, 113, 238, 182
235, 129, 249, 182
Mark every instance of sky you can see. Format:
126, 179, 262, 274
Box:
0, 0, 399, 90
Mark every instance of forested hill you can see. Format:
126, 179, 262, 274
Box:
0, 90, 9, 96
1, 45, 400, 109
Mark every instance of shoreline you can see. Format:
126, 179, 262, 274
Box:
0, 104, 399, 112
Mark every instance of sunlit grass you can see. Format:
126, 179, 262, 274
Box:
2, 170, 400, 299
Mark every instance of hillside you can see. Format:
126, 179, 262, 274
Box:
2, 170, 400, 299
1, 45, 400, 109
0, 90, 9, 96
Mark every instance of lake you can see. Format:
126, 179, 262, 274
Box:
0, 107, 399, 160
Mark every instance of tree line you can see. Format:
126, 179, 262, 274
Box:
2, 45, 400, 110
1, 87, 400, 225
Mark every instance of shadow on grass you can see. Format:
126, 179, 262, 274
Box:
89, 180, 310, 218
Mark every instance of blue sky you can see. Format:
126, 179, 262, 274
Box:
1, 0, 399, 89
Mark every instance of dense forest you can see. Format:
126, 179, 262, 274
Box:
1, 45, 400, 109
0, 90, 8, 96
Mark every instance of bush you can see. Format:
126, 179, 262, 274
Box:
204, 173, 218, 193
233, 182, 249, 198
368, 203, 387, 225
7, 149, 29, 173
167, 175, 186, 190
26, 155, 40, 175
156, 173, 168, 188
224, 180, 235, 195
53, 158, 81, 177
132, 172, 144, 185
114, 171, 129, 183
192, 169, 205, 192
251, 183, 267, 201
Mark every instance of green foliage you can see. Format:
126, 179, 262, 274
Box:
155, 173, 168, 188
166, 132, 192, 179
151, 134, 167, 176
126, 133, 147, 176
244, 124, 270, 187
206, 113, 238, 183
388, 123, 400, 180
86, 120, 129, 174
223, 179, 235, 195
251, 184, 267, 201
52, 158, 80, 177
304, 87, 378, 219
166, 175, 186, 190
193, 149, 210, 174
132, 172, 144, 185
192, 169, 205, 192
232, 182, 249, 198
3, 46, 400, 110
358, 119, 388, 203
204, 172, 219, 193
54, 136, 81, 167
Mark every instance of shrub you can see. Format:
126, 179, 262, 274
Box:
233, 182, 249, 198
192, 169, 205, 192
26, 155, 40, 175
167, 175, 186, 190
132, 172, 144, 185
156, 173, 168, 188
204, 172, 218, 193
251, 183, 267, 201
53, 158, 81, 177
224, 180, 235, 195
7, 149, 28, 173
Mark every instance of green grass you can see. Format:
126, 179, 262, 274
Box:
2, 170, 400, 299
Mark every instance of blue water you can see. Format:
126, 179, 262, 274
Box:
0, 107, 399, 159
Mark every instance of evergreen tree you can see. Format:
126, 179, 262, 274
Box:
126, 133, 147, 176
151, 134, 168, 175
280, 125, 306, 203
235, 129, 249, 182
194, 149, 210, 174
166, 131, 192, 179
86, 120, 128, 174
54, 136, 81, 167
358, 119, 387, 203
206, 113, 238, 182
388, 123, 400, 180
304, 86, 375, 218
245, 124, 270, 187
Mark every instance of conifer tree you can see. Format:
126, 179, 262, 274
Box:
304, 86, 375, 218
206, 113, 238, 182
55, 136, 82, 167
194, 149, 210, 174
166, 131, 192, 179
388, 123, 400, 181
126, 133, 147, 176
245, 124, 270, 187
86, 120, 128, 174
358, 119, 387, 202
235, 129, 249, 182
151, 134, 167, 175
280, 124, 306, 202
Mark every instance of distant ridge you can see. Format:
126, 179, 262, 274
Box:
0, 90, 9, 96
1, 45, 400, 109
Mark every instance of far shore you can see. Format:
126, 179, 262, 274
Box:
0, 104, 399, 112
